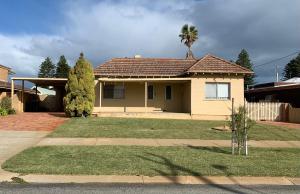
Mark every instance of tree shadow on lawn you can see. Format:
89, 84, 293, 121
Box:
187, 146, 231, 154
136, 152, 263, 194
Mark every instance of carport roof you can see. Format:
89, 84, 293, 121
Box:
12, 77, 67, 86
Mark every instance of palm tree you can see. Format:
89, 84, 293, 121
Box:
179, 24, 198, 59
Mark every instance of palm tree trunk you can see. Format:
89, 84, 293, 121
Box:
186, 46, 194, 59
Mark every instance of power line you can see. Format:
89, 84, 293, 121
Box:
253, 51, 299, 68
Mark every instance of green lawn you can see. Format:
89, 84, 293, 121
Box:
2, 146, 300, 177
49, 117, 300, 140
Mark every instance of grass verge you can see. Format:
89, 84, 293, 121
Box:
49, 117, 300, 140
2, 146, 300, 177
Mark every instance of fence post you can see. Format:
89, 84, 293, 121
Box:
244, 99, 248, 156
231, 98, 235, 155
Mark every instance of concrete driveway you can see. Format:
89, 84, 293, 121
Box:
0, 131, 50, 164
0, 131, 50, 180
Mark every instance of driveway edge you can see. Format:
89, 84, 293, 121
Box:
1, 174, 299, 185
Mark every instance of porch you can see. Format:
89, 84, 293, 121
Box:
93, 78, 192, 114
94, 112, 192, 120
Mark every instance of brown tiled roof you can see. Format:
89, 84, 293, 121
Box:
187, 54, 253, 74
0, 81, 34, 94
94, 54, 253, 77
94, 58, 196, 77
0, 64, 11, 70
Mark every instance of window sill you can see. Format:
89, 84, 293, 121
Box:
204, 98, 230, 101
103, 98, 125, 100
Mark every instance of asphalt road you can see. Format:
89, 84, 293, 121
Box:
0, 183, 299, 194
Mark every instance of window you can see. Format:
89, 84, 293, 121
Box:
165, 85, 172, 100
103, 84, 125, 99
205, 83, 230, 100
148, 85, 154, 100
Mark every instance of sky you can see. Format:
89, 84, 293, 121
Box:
0, 0, 299, 84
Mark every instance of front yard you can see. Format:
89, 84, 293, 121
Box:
49, 117, 300, 140
2, 146, 300, 177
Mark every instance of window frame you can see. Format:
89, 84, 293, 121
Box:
103, 84, 125, 99
165, 85, 172, 100
147, 85, 154, 100
205, 82, 230, 100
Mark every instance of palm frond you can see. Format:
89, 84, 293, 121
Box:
179, 24, 199, 52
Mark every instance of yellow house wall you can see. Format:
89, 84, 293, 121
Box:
0, 68, 9, 82
93, 75, 244, 120
11, 92, 24, 113
0, 91, 7, 100
190, 75, 244, 120
1, 91, 24, 113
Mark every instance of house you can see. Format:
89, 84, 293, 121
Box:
31, 86, 56, 96
245, 77, 300, 108
93, 54, 253, 120
0, 64, 35, 112
30, 86, 62, 112
10, 54, 252, 119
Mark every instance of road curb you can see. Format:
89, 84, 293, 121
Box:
1, 174, 299, 185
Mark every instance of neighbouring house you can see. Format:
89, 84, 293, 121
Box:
31, 86, 56, 95
93, 54, 253, 120
245, 77, 300, 108
31, 86, 61, 112
0, 64, 35, 112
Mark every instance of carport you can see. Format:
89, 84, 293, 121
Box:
11, 77, 67, 112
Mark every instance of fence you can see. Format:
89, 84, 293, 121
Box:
245, 101, 289, 121
289, 105, 300, 123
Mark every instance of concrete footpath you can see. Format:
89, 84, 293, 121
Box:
38, 138, 300, 148
0, 131, 50, 165
0, 131, 51, 182
0, 174, 299, 185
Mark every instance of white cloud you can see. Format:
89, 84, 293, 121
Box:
0, 0, 192, 77
0, 0, 299, 84
0, 34, 43, 75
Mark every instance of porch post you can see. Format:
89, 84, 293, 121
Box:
99, 81, 102, 107
11, 79, 14, 110
21, 80, 24, 112
190, 80, 192, 115
35, 84, 38, 111
144, 81, 148, 112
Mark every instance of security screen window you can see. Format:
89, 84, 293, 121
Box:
148, 85, 154, 100
165, 85, 172, 100
205, 83, 230, 100
103, 84, 125, 99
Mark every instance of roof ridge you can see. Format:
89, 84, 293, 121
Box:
187, 53, 253, 73
111, 57, 196, 61
206, 54, 253, 72
186, 54, 210, 71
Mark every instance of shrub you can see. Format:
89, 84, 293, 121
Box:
8, 108, 16, 115
64, 53, 95, 117
0, 108, 8, 116
0, 96, 12, 110
228, 106, 255, 155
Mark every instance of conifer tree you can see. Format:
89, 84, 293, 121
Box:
64, 53, 95, 117
56, 55, 70, 78
236, 49, 255, 88
38, 57, 56, 78
283, 53, 300, 80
